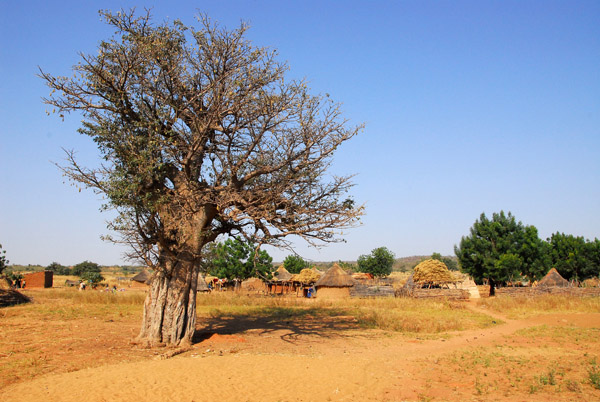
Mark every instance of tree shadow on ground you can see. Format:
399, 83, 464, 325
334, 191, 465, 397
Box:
192, 306, 363, 345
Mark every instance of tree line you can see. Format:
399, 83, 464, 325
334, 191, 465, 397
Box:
455, 211, 600, 295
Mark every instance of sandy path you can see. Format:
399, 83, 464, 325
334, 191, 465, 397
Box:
2, 309, 599, 402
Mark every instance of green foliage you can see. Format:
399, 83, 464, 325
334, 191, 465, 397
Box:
80, 271, 104, 286
46, 262, 71, 275
547, 233, 599, 281
211, 238, 272, 281
589, 358, 600, 390
357, 247, 395, 278
283, 254, 310, 274
72, 261, 101, 277
0, 244, 8, 275
337, 260, 357, 272
431, 252, 458, 271
455, 211, 548, 293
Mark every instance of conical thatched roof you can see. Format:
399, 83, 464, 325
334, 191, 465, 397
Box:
538, 268, 569, 287
273, 265, 293, 281
292, 268, 322, 284
315, 264, 355, 288
131, 270, 152, 284
413, 259, 456, 285
196, 274, 209, 291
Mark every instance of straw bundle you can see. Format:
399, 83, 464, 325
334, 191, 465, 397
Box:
292, 268, 321, 284
413, 259, 456, 286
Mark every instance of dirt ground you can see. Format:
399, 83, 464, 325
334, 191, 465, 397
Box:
1, 290, 599, 401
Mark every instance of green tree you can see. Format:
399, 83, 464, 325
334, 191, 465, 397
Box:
357, 247, 395, 278
46, 262, 70, 275
81, 271, 105, 287
519, 226, 551, 281
72, 261, 101, 276
337, 260, 357, 272
283, 254, 310, 274
211, 238, 272, 283
40, 9, 363, 346
455, 211, 546, 296
0, 244, 8, 276
547, 233, 598, 281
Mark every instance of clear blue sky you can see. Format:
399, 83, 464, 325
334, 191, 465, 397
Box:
1, 0, 598, 266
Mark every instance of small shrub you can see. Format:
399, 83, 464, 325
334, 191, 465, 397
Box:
589, 359, 600, 390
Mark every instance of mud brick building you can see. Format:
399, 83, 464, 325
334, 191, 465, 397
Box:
23, 271, 53, 288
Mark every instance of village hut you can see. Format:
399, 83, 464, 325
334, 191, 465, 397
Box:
130, 270, 152, 288
291, 268, 322, 297
314, 264, 355, 299
537, 268, 569, 288
268, 265, 295, 294
274, 265, 293, 281
196, 274, 210, 292
412, 259, 456, 288
23, 271, 53, 288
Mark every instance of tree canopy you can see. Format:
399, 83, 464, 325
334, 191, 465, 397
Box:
547, 232, 599, 281
46, 262, 71, 275
454, 211, 548, 295
357, 247, 395, 278
283, 254, 310, 274
0, 244, 8, 276
210, 237, 272, 282
40, 9, 363, 346
72, 261, 102, 276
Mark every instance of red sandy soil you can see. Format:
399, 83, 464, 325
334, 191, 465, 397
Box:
1, 295, 599, 401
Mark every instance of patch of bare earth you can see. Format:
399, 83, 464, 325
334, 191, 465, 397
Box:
1, 292, 599, 401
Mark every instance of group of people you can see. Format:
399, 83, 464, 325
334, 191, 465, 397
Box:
12, 279, 25, 289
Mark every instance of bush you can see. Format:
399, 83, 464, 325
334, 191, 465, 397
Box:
357, 247, 395, 278
72, 261, 101, 276
80, 271, 104, 287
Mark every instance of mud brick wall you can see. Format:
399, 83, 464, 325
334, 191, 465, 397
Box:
23, 271, 53, 288
396, 288, 469, 300
495, 287, 600, 297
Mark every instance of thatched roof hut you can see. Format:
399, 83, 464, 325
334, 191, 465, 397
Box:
537, 268, 569, 287
315, 264, 355, 298
273, 265, 293, 282
131, 270, 152, 287
412, 259, 456, 287
196, 274, 209, 292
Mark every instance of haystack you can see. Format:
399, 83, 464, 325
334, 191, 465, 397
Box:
241, 277, 267, 292
315, 264, 355, 298
412, 259, 456, 287
292, 268, 321, 284
537, 268, 569, 288
273, 265, 293, 282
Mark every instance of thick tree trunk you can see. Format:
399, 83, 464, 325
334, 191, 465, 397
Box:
489, 278, 496, 297
136, 256, 199, 347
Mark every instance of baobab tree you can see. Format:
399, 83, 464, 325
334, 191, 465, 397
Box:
40, 9, 363, 347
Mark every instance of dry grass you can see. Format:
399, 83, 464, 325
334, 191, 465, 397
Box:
195, 292, 497, 333
477, 294, 600, 318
